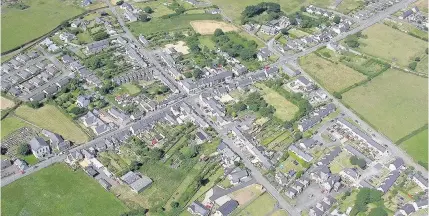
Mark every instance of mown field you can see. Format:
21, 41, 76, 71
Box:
1, 164, 128, 216
1, 0, 84, 52
209, 0, 334, 23
299, 53, 367, 93
255, 83, 299, 121
15, 104, 89, 143
342, 69, 428, 142
356, 24, 427, 67
399, 128, 428, 168
128, 14, 221, 36
235, 193, 278, 216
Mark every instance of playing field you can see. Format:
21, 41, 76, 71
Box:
357, 24, 427, 67
299, 53, 367, 93
236, 193, 278, 216
255, 83, 299, 121
209, 0, 333, 22
342, 69, 428, 142
399, 128, 428, 167
15, 105, 89, 143
1, 0, 84, 52
190, 20, 238, 35
1, 164, 128, 216
1, 116, 30, 140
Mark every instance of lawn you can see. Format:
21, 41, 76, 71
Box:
288, 28, 310, 39
271, 210, 288, 216
255, 83, 299, 121
209, 0, 334, 23
342, 69, 428, 142
356, 24, 427, 67
134, 0, 175, 18
1, 116, 31, 140
199, 35, 216, 50
336, 0, 364, 14
1, 163, 128, 216
1, 0, 84, 52
15, 104, 89, 143
399, 129, 428, 168
19, 154, 39, 165
299, 53, 367, 93
128, 14, 221, 36
236, 193, 278, 216
413, 0, 428, 14
118, 83, 142, 96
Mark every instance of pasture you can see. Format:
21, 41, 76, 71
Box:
399, 128, 428, 168
190, 20, 238, 35
342, 69, 428, 142
1, 0, 84, 52
15, 104, 89, 143
357, 24, 427, 67
299, 53, 367, 93
1, 164, 128, 216
255, 83, 299, 121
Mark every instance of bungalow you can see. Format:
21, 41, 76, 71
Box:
29, 137, 51, 159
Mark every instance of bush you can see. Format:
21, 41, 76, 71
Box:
18, 143, 31, 155
333, 92, 342, 99
92, 31, 109, 41
408, 61, 417, 70
143, 6, 153, 14
280, 28, 289, 35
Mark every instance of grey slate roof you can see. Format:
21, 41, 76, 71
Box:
217, 200, 239, 216
378, 170, 400, 193
317, 147, 341, 166
188, 201, 209, 216
401, 203, 415, 214
289, 145, 313, 162
29, 137, 49, 151
391, 157, 404, 169
338, 118, 386, 153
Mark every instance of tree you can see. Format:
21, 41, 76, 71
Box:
408, 61, 417, 70
170, 201, 179, 208
139, 13, 151, 22
415, 57, 421, 62
214, 28, 224, 37
280, 28, 289, 35
18, 143, 31, 155
333, 15, 341, 24
192, 68, 203, 79
293, 132, 302, 141
69, 107, 86, 115
129, 161, 143, 171
300, 6, 306, 12
115, 0, 124, 5
143, 6, 153, 13
333, 92, 342, 99
184, 72, 192, 78
92, 31, 109, 41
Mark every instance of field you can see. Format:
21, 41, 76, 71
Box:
416, 55, 428, 74
1, 0, 84, 52
1, 116, 30, 140
165, 41, 190, 54
133, 0, 175, 18
342, 69, 428, 142
199, 36, 216, 49
288, 28, 310, 39
128, 14, 221, 36
1, 164, 127, 216
230, 184, 264, 205
0, 96, 15, 110
299, 53, 367, 93
356, 24, 427, 67
399, 129, 428, 167
236, 193, 278, 216
190, 20, 238, 35
255, 83, 299, 121
413, 0, 428, 14
15, 105, 89, 143
209, 0, 334, 23
336, 0, 364, 14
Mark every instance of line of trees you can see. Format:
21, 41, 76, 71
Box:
212, 29, 258, 61
241, 2, 282, 23
226, 91, 275, 117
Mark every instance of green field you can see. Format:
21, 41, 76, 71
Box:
209, 0, 334, 23
15, 105, 89, 143
416, 55, 428, 74
199, 35, 216, 49
117, 83, 142, 96
342, 69, 428, 142
299, 53, 367, 93
256, 83, 299, 121
128, 14, 221, 36
356, 24, 427, 67
336, 0, 364, 14
134, 0, 175, 18
1, 0, 84, 52
288, 28, 310, 39
1, 116, 30, 140
399, 129, 428, 167
236, 193, 278, 216
1, 164, 128, 216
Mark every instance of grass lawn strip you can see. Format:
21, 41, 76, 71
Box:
1, 163, 128, 216
342, 69, 428, 142
236, 193, 277, 216
15, 105, 89, 143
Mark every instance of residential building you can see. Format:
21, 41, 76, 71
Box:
257, 47, 271, 61
377, 170, 400, 193
29, 137, 50, 159
215, 200, 239, 216
412, 174, 428, 190
120, 171, 153, 193
188, 201, 209, 216
389, 157, 405, 171
289, 145, 313, 162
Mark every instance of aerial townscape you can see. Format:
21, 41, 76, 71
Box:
0, 0, 428, 215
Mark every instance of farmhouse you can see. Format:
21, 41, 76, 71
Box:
29, 137, 51, 159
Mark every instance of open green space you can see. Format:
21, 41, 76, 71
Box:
117, 83, 142, 96
236, 193, 278, 216
288, 28, 310, 39
134, 0, 175, 18
1, 0, 84, 52
399, 128, 428, 168
416, 55, 428, 74
209, 0, 334, 23
199, 35, 216, 49
1, 163, 128, 216
15, 104, 89, 143
299, 53, 367, 93
356, 24, 427, 67
336, 0, 364, 14
128, 14, 221, 36
19, 154, 39, 165
342, 69, 428, 142
1, 116, 30, 140
255, 83, 299, 121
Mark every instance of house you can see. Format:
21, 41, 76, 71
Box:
43, 85, 58, 97
215, 200, 239, 216
120, 171, 153, 193
71, 19, 82, 28
298, 116, 321, 132
285, 188, 298, 199
232, 64, 247, 76
399, 9, 413, 19
98, 178, 112, 190
76, 95, 90, 108
120, 2, 134, 12
260, 24, 278, 35
61, 55, 74, 64
412, 174, 428, 190
257, 47, 271, 61
84, 166, 99, 177
48, 44, 60, 52
413, 198, 428, 210
389, 157, 404, 171
228, 167, 249, 185
295, 76, 313, 90
56, 77, 71, 89
124, 10, 138, 22
195, 129, 211, 144
298, 138, 316, 149
398, 203, 416, 216
317, 147, 341, 166
8, 87, 22, 97
59, 32, 76, 42
188, 201, 209, 216
108, 107, 130, 122
65, 150, 83, 164
339, 168, 360, 184
29, 137, 50, 159
289, 145, 313, 162
14, 159, 28, 171
29, 92, 46, 102
311, 165, 331, 183
377, 170, 400, 193
41, 130, 66, 151
16, 54, 30, 63
86, 40, 109, 54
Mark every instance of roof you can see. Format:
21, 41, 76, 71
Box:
300, 138, 316, 148
98, 178, 112, 189
344, 145, 372, 164
188, 201, 209, 216
229, 169, 248, 182
413, 174, 428, 187
401, 203, 415, 214
338, 118, 386, 153
130, 175, 152, 192
299, 116, 321, 132
42, 130, 64, 144
289, 145, 313, 162
415, 198, 428, 208
217, 200, 239, 215
317, 147, 341, 166
29, 137, 49, 151
378, 170, 400, 193
195, 131, 207, 141
341, 168, 359, 179
391, 157, 404, 169
297, 76, 311, 85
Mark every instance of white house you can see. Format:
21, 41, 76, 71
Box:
29, 137, 51, 159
